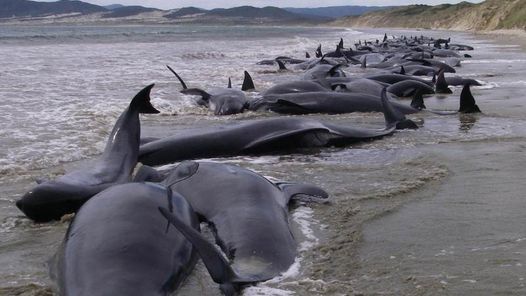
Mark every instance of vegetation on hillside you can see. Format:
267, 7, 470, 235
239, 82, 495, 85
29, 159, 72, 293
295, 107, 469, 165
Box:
332, 0, 526, 31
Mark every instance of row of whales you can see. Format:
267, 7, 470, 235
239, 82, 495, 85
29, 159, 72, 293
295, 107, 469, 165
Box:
15, 33, 482, 296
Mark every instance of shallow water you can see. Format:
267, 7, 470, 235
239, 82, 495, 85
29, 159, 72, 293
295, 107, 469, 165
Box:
1, 25, 525, 295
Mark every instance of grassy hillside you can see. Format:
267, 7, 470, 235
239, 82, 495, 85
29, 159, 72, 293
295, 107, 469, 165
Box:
332, 0, 526, 31
284, 6, 391, 18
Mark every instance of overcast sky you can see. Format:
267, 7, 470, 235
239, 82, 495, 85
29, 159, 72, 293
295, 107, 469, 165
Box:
40, 0, 484, 9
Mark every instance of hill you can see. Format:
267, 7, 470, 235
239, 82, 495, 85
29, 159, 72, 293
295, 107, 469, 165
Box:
0, 0, 107, 18
164, 7, 206, 19
284, 6, 391, 19
165, 6, 326, 24
331, 0, 526, 31
102, 5, 160, 18
0, 1, 325, 25
104, 4, 125, 10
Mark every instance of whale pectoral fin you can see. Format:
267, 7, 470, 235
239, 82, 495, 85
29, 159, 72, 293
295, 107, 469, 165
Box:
158, 207, 255, 289
276, 60, 287, 71
158, 207, 233, 283
132, 164, 163, 183
277, 182, 329, 204
410, 89, 426, 110
270, 99, 313, 114
162, 161, 199, 187
243, 128, 326, 151
166, 65, 188, 89
381, 88, 418, 130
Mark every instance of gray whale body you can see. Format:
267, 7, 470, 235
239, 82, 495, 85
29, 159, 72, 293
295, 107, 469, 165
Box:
52, 182, 199, 296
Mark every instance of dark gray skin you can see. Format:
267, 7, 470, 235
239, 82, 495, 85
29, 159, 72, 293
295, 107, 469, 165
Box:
261, 80, 328, 96
408, 58, 456, 73
16, 85, 159, 222
52, 182, 199, 296
449, 44, 474, 51
387, 80, 435, 97
336, 78, 389, 97
159, 161, 329, 295
166, 65, 249, 115
390, 64, 437, 76
190, 87, 249, 115
432, 49, 461, 58
139, 92, 415, 167
302, 64, 346, 81
250, 91, 418, 115
366, 73, 434, 87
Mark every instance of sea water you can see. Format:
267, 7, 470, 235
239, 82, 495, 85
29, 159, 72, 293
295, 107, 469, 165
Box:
0, 24, 525, 295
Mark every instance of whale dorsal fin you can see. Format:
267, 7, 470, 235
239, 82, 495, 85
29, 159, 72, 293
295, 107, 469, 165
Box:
130, 84, 160, 114
305, 52, 310, 58
400, 66, 405, 75
436, 69, 452, 94
161, 161, 199, 187
227, 77, 232, 88
410, 88, 426, 110
361, 56, 367, 69
459, 84, 481, 113
338, 38, 344, 49
315, 44, 322, 58
241, 71, 255, 91
132, 164, 163, 183
166, 65, 188, 89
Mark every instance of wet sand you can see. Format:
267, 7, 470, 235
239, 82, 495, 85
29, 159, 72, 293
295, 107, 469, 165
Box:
298, 32, 526, 295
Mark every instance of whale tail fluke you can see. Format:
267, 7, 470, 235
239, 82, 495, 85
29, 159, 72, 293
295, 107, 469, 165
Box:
166, 65, 188, 90
459, 84, 481, 113
158, 207, 258, 295
242, 71, 255, 91
381, 88, 418, 130
435, 69, 452, 94
130, 84, 160, 114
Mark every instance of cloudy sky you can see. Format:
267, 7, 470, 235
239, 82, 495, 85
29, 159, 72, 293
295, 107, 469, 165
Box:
40, 0, 483, 9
